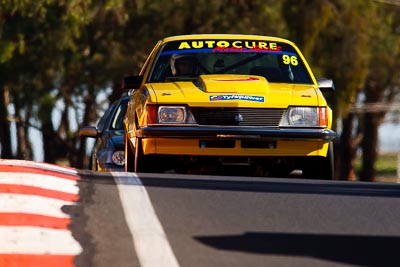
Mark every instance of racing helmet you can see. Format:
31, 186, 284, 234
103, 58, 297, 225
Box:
170, 54, 198, 76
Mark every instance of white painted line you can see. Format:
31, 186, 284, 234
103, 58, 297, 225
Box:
0, 226, 82, 254
0, 194, 74, 218
112, 172, 180, 267
0, 172, 79, 194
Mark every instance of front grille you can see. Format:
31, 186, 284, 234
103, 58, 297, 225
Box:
191, 107, 285, 126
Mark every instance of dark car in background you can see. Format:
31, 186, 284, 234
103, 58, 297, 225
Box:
79, 95, 129, 171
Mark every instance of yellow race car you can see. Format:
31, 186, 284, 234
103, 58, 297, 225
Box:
123, 34, 336, 179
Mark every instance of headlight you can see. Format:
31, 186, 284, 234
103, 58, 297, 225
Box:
146, 105, 197, 124
159, 106, 186, 123
111, 150, 125, 166
280, 107, 328, 127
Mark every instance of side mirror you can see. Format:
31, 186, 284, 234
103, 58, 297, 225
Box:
79, 126, 98, 138
316, 78, 335, 92
122, 75, 143, 89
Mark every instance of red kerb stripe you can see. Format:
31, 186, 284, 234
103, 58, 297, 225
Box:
0, 213, 70, 229
0, 184, 79, 201
0, 254, 75, 267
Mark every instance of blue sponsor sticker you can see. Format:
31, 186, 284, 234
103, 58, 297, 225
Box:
209, 94, 265, 102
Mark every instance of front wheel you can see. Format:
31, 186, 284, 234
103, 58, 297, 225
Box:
302, 142, 334, 180
134, 137, 150, 172
125, 134, 135, 172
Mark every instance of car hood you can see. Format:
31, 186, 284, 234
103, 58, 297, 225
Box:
148, 74, 320, 107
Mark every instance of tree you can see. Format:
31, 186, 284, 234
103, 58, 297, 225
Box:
0, 1, 58, 159
328, 1, 375, 180
358, 1, 400, 181
283, 0, 386, 180
282, 0, 336, 58
1, 0, 399, 177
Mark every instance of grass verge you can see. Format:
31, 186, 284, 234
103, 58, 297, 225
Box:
355, 153, 398, 182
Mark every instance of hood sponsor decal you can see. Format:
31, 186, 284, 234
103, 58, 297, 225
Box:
212, 77, 260, 81
210, 94, 264, 102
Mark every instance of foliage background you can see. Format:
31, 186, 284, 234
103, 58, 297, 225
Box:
0, 0, 399, 181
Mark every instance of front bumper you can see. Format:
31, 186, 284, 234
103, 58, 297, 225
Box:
130, 126, 336, 157
135, 126, 337, 141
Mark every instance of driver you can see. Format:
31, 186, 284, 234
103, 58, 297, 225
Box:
170, 54, 198, 76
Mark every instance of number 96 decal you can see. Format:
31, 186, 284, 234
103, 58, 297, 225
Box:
282, 55, 298, 66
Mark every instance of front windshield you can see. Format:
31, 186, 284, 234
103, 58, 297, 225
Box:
150, 39, 313, 84
110, 98, 128, 130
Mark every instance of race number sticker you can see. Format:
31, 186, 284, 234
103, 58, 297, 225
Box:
282, 55, 298, 66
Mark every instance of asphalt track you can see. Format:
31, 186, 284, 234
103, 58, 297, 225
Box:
2, 160, 400, 267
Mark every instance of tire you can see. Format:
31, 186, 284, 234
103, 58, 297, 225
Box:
302, 142, 334, 180
88, 156, 93, 170
125, 134, 135, 172
89, 155, 99, 171
134, 137, 150, 172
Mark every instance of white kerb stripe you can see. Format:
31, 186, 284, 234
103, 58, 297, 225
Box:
0, 226, 82, 254
112, 172, 180, 267
0, 194, 74, 218
0, 172, 79, 194
0, 159, 78, 175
